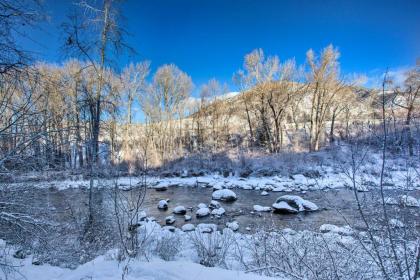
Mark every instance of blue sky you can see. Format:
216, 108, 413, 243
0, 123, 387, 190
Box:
22, 0, 419, 92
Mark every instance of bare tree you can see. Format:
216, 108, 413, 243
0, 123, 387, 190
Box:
306, 45, 346, 151
143, 64, 193, 163
0, 0, 43, 76
392, 63, 420, 156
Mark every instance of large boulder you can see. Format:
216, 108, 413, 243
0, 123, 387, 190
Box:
212, 189, 237, 202
272, 195, 318, 214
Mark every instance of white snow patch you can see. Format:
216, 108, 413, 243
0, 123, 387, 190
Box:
226, 221, 239, 231
253, 205, 271, 212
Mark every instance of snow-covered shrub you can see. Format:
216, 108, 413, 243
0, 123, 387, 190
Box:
189, 229, 234, 268
154, 230, 182, 261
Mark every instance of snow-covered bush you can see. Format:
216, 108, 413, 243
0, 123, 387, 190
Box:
154, 230, 182, 261
189, 229, 234, 268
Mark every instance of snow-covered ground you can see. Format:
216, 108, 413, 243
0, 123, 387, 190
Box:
7, 162, 419, 194
11, 257, 276, 280
3, 217, 418, 280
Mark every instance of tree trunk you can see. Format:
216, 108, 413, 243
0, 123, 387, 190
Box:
330, 110, 337, 144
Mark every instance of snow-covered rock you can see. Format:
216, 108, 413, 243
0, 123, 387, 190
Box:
399, 195, 419, 207
272, 186, 287, 192
196, 207, 210, 217
226, 221, 239, 231
253, 205, 271, 212
162, 226, 176, 232
282, 228, 297, 235
212, 189, 237, 202
197, 223, 217, 233
260, 191, 269, 196
272, 195, 318, 214
155, 185, 168, 191
390, 219, 405, 228
320, 224, 354, 236
181, 223, 195, 232
173, 205, 187, 215
355, 184, 369, 192
211, 207, 226, 216
209, 200, 221, 209
292, 174, 307, 184
158, 200, 168, 210
212, 182, 224, 191
197, 203, 207, 209
384, 197, 399, 205
184, 215, 192, 221
272, 201, 299, 214
165, 216, 175, 225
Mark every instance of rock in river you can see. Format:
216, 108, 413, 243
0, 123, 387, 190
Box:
272, 195, 318, 214
173, 205, 187, 215
212, 189, 237, 202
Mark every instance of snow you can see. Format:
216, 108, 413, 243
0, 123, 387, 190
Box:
272, 201, 299, 213
399, 195, 419, 207
209, 200, 221, 209
14, 256, 276, 280
181, 223, 195, 232
165, 216, 176, 225
211, 207, 226, 216
3, 217, 417, 280
320, 224, 354, 236
212, 189, 237, 201
197, 203, 207, 209
384, 196, 399, 205
162, 225, 176, 232
9, 157, 418, 194
196, 223, 217, 233
184, 215, 192, 221
158, 200, 168, 209
274, 195, 319, 212
384, 195, 419, 207
226, 221, 239, 231
389, 218, 405, 228
253, 205, 271, 212
260, 191, 269, 196
173, 205, 187, 214
196, 207, 210, 217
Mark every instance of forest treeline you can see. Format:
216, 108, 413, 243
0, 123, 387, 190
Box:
0, 0, 419, 173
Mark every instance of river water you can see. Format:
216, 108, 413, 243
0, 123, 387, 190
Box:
31, 183, 420, 233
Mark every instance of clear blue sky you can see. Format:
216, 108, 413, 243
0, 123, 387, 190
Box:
23, 0, 419, 91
